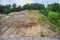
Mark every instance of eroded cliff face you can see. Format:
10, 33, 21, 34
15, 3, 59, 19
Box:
0, 10, 54, 37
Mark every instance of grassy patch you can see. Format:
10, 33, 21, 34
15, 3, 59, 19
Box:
28, 11, 34, 18
36, 15, 48, 25
28, 12, 33, 18
40, 31, 45, 37
49, 23, 57, 32
48, 11, 59, 20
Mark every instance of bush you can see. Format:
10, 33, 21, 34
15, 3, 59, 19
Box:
49, 20, 60, 32
47, 3, 60, 13
48, 11, 59, 20
48, 11, 60, 33
40, 9, 49, 16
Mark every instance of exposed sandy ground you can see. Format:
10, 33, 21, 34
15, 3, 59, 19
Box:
0, 10, 55, 37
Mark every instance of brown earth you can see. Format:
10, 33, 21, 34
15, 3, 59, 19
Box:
0, 10, 55, 37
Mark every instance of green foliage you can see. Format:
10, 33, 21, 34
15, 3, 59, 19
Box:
0, 4, 11, 14
54, 20, 60, 30
0, 3, 60, 15
23, 4, 31, 10
40, 9, 49, 16
57, 20, 60, 26
49, 20, 60, 32
30, 3, 45, 10
23, 3, 45, 10
37, 16, 47, 21
47, 3, 60, 13
0, 3, 45, 14
37, 14, 48, 25
48, 11, 60, 32
58, 13, 60, 19
0, 5, 5, 14
16, 5, 22, 11
39, 5, 60, 33
11, 4, 17, 12
12, 4, 17, 8
48, 11, 59, 20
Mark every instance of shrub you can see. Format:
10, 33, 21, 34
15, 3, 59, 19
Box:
48, 11, 60, 33
48, 11, 59, 20
47, 3, 60, 13
40, 9, 49, 16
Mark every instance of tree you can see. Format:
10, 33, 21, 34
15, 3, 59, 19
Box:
12, 4, 17, 8
47, 3, 60, 13
31, 3, 45, 10
16, 5, 22, 11
11, 4, 17, 12
0, 5, 5, 14
23, 4, 31, 10
23, 3, 45, 10
40, 9, 49, 16
30, 3, 45, 10
4, 4, 11, 14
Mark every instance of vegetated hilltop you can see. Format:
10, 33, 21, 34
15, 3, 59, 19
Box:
0, 10, 56, 37
0, 3, 60, 37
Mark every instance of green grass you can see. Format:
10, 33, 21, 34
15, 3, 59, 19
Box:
48, 11, 60, 33
40, 10, 60, 33
28, 11, 33, 18
36, 14, 48, 25
48, 11, 59, 19
28, 12, 33, 18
